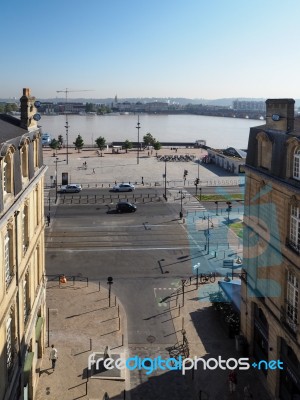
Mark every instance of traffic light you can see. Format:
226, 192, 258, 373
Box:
226, 201, 232, 211
194, 178, 200, 185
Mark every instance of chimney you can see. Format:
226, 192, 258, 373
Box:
265, 98, 295, 132
20, 88, 38, 130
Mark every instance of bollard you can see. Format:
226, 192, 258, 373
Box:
99, 281, 101, 291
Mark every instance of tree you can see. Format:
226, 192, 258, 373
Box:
85, 103, 95, 113
49, 139, 59, 153
95, 136, 106, 150
153, 141, 161, 151
97, 105, 111, 115
58, 135, 64, 148
73, 134, 84, 152
123, 139, 133, 153
5, 103, 18, 113
143, 132, 155, 147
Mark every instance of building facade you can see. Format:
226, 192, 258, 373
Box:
205, 146, 246, 175
241, 99, 300, 399
0, 89, 47, 400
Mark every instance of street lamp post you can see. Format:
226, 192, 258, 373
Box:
226, 201, 232, 224
215, 201, 219, 216
164, 160, 167, 200
136, 115, 140, 165
54, 158, 66, 203
107, 276, 113, 307
179, 190, 184, 219
202, 215, 214, 254
193, 263, 201, 289
65, 120, 69, 164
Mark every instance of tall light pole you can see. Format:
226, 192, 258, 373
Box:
164, 160, 167, 200
56, 88, 93, 164
202, 214, 214, 253
179, 190, 184, 219
136, 115, 141, 165
54, 157, 66, 203
65, 119, 69, 164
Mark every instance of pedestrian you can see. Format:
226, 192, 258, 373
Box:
243, 384, 253, 399
141, 176, 144, 185
47, 213, 50, 226
228, 370, 237, 393
49, 344, 58, 370
92, 168, 95, 174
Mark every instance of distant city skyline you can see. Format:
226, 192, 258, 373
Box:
1, 0, 300, 99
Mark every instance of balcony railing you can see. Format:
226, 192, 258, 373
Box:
286, 238, 300, 255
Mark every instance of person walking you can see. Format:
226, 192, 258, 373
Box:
228, 370, 237, 394
49, 344, 58, 370
47, 213, 50, 226
92, 168, 95, 174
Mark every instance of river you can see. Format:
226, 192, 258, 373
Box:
39, 114, 263, 149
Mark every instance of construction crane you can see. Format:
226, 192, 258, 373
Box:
56, 88, 93, 164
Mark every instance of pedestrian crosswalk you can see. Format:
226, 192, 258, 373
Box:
183, 200, 207, 214
168, 189, 207, 214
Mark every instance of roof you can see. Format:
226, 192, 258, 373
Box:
0, 113, 27, 143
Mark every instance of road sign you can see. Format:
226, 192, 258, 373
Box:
223, 259, 234, 267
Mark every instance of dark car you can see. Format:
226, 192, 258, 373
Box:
116, 201, 137, 213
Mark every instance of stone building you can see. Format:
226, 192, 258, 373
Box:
241, 98, 300, 399
0, 89, 47, 400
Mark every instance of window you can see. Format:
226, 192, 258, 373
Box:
293, 148, 300, 180
3, 153, 13, 194
256, 132, 272, 170
23, 273, 30, 324
6, 317, 13, 370
21, 144, 28, 178
286, 271, 299, 332
290, 205, 300, 252
4, 230, 13, 288
22, 204, 29, 254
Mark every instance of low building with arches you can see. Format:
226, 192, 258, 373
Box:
0, 89, 47, 400
241, 98, 300, 399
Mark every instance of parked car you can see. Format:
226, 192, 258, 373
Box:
116, 201, 137, 213
60, 184, 82, 193
112, 183, 135, 192
41, 133, 51, 145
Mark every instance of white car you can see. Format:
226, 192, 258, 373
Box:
112, 183, 135, 192
60, 184, 82, 193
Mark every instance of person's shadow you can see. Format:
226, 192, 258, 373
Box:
39, 367, 53, 376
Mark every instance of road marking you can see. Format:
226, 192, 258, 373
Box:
45, 245, 203, 252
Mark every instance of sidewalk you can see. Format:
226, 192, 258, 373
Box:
35, 280, 127, 400
170, 277, 273, 400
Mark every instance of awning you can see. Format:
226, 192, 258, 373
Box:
35, 317, 44, 341
23, 352, 34, 384
218, 279, 241, 311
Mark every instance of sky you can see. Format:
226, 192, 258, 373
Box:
1, 0, 300, 100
